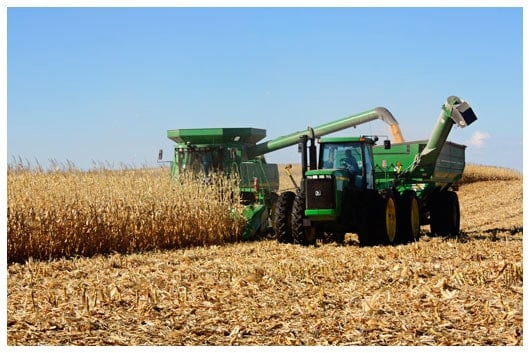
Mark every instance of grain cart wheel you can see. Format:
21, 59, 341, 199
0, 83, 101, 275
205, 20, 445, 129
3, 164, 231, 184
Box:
357, 190, 380, 246
274, 191, 295, 243
292, 190, 317, 246
430, 191, 460, 236
446, 191, 461, 235
377, 192, 398, 245
396, 191, 421, 243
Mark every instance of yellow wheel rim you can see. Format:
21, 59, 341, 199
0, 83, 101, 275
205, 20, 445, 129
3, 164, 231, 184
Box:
386, 197, 397, 243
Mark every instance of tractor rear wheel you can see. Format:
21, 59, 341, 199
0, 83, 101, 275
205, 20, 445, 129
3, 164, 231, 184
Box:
396, 191, 420, 243
430, 191, 460, 236
274, 191, 295, 243
292, 189, 317, 246
357, 190, 380, 246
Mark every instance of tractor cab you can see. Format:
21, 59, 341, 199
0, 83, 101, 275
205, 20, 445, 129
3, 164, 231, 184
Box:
315, 136, 379, 190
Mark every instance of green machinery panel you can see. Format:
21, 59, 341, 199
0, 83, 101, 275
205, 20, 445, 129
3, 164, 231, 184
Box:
167, 127, 266, 145
373, 140, 467, 199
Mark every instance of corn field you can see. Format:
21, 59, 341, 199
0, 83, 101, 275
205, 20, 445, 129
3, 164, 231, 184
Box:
7, 164, 245, 263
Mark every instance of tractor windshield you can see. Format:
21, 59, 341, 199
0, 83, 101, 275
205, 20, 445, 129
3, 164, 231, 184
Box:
320, 141, 374, 189
321, 143, 363, 174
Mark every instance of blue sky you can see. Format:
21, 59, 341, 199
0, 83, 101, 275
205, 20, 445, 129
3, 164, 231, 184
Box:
6, 6, 524, 171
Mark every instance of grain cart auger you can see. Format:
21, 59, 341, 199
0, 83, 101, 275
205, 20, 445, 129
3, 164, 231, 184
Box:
162, 107, 404, 240
282, 96, 478, 247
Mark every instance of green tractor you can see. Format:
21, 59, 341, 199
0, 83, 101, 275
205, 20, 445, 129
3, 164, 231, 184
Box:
277, 96, 478, 246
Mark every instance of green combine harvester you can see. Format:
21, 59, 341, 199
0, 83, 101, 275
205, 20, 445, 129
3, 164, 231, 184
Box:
162, 107, 404, 239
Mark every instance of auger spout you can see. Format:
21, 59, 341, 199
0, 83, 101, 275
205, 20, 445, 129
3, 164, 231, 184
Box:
412, 96, 478, 169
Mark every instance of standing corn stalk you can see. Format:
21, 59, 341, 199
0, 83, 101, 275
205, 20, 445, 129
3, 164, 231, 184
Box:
7, 165, 245, 263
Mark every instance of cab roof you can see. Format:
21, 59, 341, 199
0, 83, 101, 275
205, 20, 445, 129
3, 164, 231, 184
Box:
319, 136, 376, 144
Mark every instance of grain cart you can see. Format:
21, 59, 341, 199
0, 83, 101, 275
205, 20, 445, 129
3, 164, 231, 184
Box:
162, 108, 404, 239
281, 96, 477, 246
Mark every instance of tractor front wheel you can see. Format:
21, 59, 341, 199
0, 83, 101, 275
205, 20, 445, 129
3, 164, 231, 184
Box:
292, 190, 316, 246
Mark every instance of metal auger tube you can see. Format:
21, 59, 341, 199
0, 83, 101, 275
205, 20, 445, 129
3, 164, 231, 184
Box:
247, 107, 404, 159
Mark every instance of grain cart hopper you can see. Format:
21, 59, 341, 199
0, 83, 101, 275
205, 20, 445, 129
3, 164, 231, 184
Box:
281, 95, 477, 246
163, 108, 404, 239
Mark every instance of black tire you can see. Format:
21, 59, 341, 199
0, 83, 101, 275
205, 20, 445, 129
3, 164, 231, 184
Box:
357, 190, 381, 246
291, 190, 316, 246
396, 191, 421, 243
274, 191, 295, 243
430, 191, 460, 236
447, 192, 460, 235
376, 192, 398, 245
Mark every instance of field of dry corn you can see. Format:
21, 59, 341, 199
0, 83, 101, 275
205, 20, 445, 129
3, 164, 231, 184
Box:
6, 163, 523, 345
7, 166, 246, 264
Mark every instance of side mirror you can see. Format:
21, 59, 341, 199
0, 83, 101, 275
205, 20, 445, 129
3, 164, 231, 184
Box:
158, 149, 163, 161
384, 140, 391, 149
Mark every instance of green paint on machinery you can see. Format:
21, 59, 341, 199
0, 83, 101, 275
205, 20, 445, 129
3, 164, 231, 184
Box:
163, 108, 405, 240
276, 96, 478, 247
